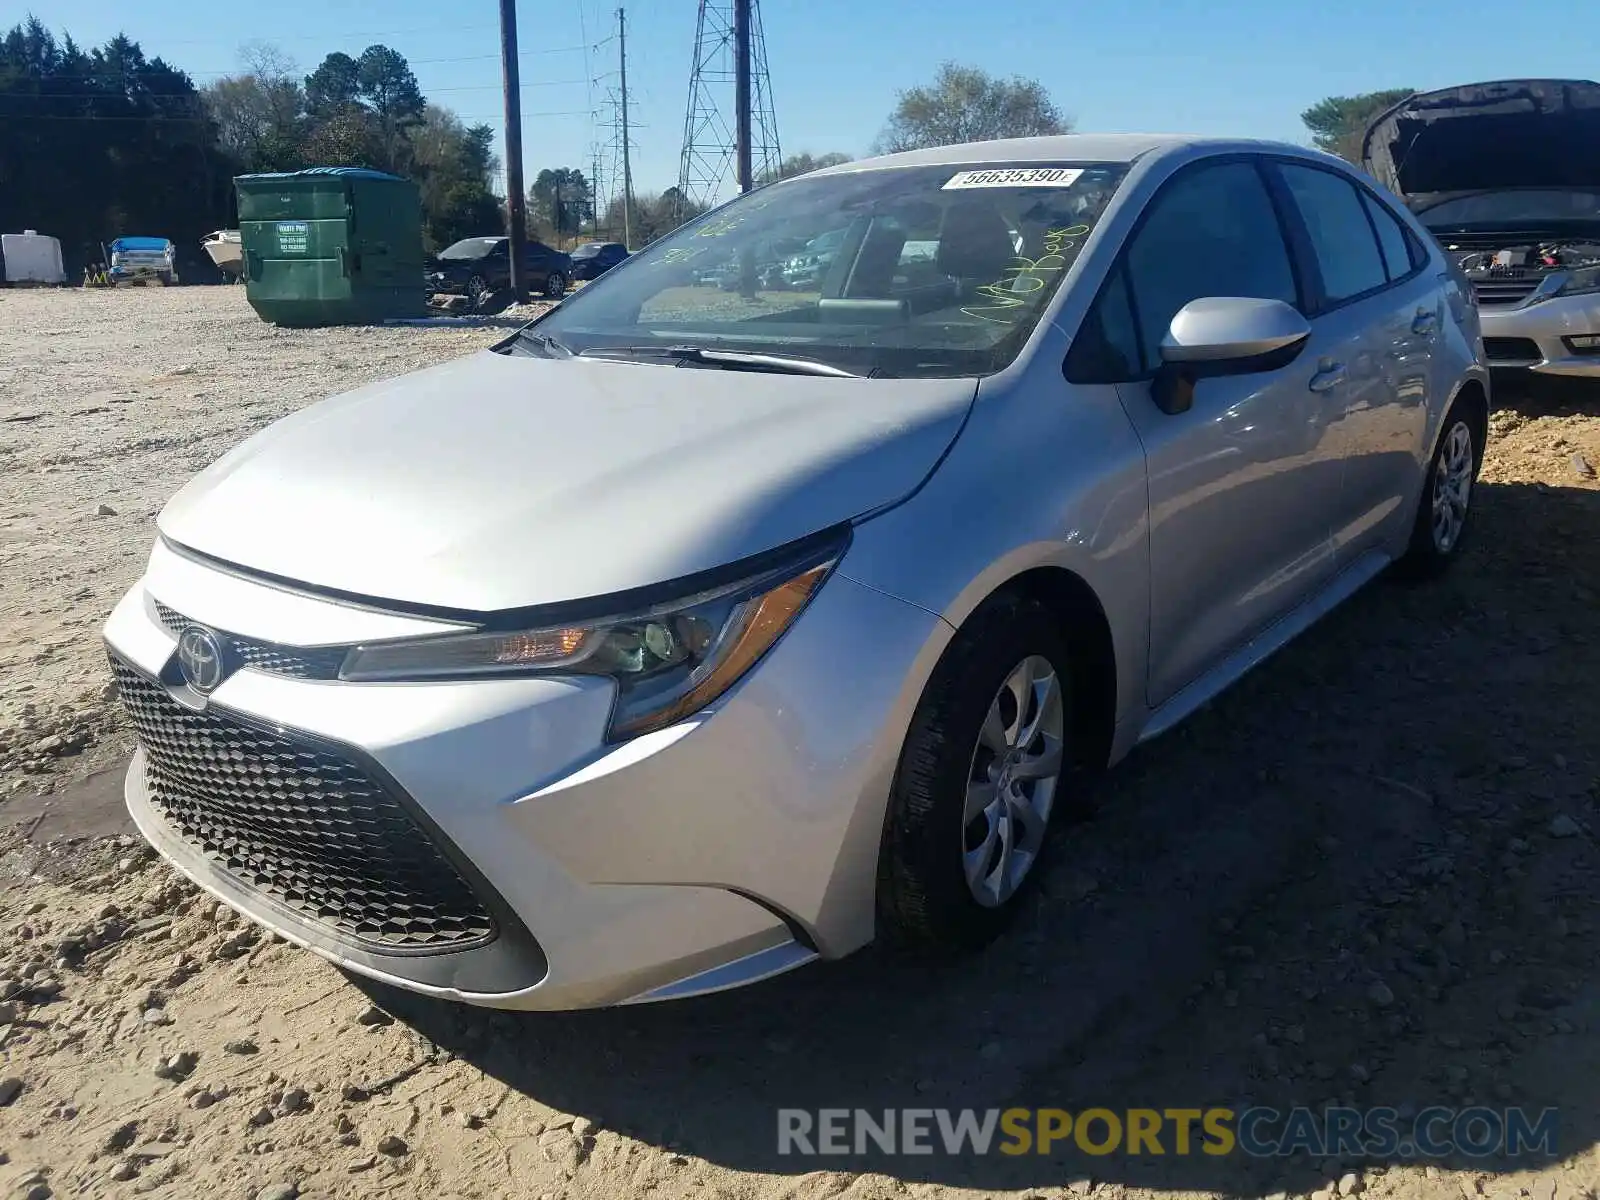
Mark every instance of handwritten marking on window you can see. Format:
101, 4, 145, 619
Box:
695, 216, 747, 238
960, 225, 1094, 324
656, 247, 705, 266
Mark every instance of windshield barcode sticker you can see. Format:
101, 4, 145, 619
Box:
942, 168, 1084, 190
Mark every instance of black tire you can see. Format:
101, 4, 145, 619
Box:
878, 592, 1078, 955
466, 273, 490, 311
1394, 401, 1483, 581
544, 271, 567, 299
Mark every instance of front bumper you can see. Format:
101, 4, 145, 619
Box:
1480, 291, 1600, 378
102, 538, 947, 1009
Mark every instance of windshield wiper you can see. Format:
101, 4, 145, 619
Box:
578, 344, 860, 377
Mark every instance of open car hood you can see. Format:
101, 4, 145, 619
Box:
1362, 79, 1600, 223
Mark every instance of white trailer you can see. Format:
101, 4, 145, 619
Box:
1, 231, 67, 285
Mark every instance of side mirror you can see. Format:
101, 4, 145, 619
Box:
1151, 297, 1311, 415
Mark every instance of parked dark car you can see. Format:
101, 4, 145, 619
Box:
426, 236, 571, 305
568, 241, 630, 281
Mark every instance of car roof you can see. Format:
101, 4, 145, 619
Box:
810, 133, 1322, 175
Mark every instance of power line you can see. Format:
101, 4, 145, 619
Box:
410, 80, 588, 93
35, 44, 592, 84
141, 23, 537, 46
3, 112, 214, 122
5, 107, 591, 124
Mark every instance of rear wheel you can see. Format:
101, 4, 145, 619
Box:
878, 594, 1076, 953
1395, 403, 1482, 579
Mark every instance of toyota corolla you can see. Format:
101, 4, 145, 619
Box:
104, 134, 1489, 1010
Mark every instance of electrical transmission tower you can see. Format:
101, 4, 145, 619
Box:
677, 0, 780, 214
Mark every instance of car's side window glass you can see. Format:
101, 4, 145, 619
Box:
1404, 223, 1430, 271
1360, 190, 1414, 282
1278, 164, 1389, 305
1065, 262, 1141, 383
1122, 160, 1298, 373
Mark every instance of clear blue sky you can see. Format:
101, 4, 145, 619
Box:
28, 0, 1600, 206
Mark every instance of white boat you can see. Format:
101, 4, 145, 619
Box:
202, 230, 242, 279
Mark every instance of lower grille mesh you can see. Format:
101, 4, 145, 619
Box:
1483, 336, 1543, 364
111, 655, 496, 951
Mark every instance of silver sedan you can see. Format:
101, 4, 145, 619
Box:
103, 133, 1489, 1010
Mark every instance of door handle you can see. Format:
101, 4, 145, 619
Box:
1412, 308, 1438, 335
1308, 362, 1346, 393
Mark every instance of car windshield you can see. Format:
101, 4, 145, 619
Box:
438, 237, 503, 260
529, 162, 1128, 378
572, 243, 604, 256
1420, 189, 1600, 228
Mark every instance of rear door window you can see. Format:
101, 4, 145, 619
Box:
1277, 164, 1389, 306
1359, 190, 1415, 282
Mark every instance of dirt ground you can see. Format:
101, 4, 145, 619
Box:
1, 286, 1599, 1200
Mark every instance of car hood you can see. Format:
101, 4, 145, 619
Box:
158, 350, 977, 613
1362, 79, 1600, 218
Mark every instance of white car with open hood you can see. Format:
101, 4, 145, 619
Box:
1363, 78, 1600, 381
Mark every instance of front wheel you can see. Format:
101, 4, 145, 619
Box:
466, 273, 491, 310
1395, 404, 1482, 580
543, 272, 567, 299
878, 594, 1077, 954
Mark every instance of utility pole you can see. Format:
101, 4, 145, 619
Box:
618, 7, 634, 249
500, 0, 528, 300
733, 0, 752, 193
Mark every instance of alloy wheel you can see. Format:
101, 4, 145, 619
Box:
1431, 421, 1474, 553
962, 654, 1066, 907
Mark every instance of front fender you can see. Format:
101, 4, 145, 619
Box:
840, 375, 1151, 750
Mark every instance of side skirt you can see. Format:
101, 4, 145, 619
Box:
1137, 548, 1392, 746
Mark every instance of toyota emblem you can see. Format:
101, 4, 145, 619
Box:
176, 626, 228, 693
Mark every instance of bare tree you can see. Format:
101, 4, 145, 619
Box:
762, 151, 852, 182
876, 63, 1069, 154
203, 43, 305, 171
238, 40, 296, 82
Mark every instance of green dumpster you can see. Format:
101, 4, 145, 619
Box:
236, 167, 425, 326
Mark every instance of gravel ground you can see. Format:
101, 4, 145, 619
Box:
1, 287, 1599, 1200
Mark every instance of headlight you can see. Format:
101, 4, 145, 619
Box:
338, 532, 847, 740
1531, 265, 1600, 303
